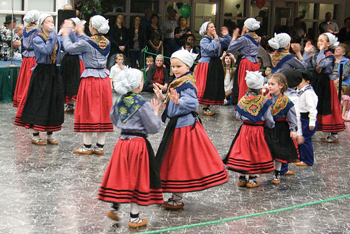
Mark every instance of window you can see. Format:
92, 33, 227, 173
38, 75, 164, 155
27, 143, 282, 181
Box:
0, 0, 23, 11
131, 0, 159, 14
28, 0, 55, 12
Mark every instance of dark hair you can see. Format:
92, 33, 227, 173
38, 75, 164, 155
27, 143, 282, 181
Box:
345, 17, 350, 24
268, 73, 288, 93
151, 14, 159, 20
177, 16, 188, 27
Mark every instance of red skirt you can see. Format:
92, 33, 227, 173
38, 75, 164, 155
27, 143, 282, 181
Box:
317, 80, 346, 132
64, 95, 77, 104
98, 138, 163, 205
225, 122, 274, 174
79, 59, 85, 75
74, 76, 113, 132
194, 62, 224, 105
13, 57, 36, 107
237, 58, 260, 101
160, 122, 228, 192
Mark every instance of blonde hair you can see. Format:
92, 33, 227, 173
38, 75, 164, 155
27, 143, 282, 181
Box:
146, 56, 154, 63
115, 53, 124, 61
268, 73, 288, 93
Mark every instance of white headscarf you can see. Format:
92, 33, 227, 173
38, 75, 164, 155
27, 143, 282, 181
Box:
323, 32, 340, 49
23, 10, 41, 24
268, 33, 291, 50
171, 49, 198, 68
69, 17, 81, 26
114, 67, 143, 95
199, 21, 210, 36
91, 15, 109, 34
245, 70, 264, 90
37, 14, 51, 30
244, 18, 260, 31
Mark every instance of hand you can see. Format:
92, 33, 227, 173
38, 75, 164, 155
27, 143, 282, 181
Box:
168, 88, 180, 105
13, 40, 21, 48
161, 83, 168, 92
290, 131, 297, 140
327, 29, 333, 34
166, 28, 174, 33
241, 26, 247, 36
291, 43, 301, 53
309, 126, 315, 131
232, 28, 240, 40
221, 26, 228, 36
297, 135, 305, 145
133, 36, 138, 41
222, 51, 227, 58
119, 46, 125, 51
175, 34, 180, 38
304, 41, 313, 53
334, 78, 339, 84
150, 99, 161, 116
153, 83, 165, 100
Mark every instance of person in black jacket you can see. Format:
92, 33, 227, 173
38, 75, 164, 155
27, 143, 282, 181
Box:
128, 16, 147, 69
107, 14, 129, 70
143, 54, 169, 92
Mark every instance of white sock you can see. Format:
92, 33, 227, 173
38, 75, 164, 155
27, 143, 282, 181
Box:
130, 203, 141, 222
83, 132, 93, 146
274, 161, 282, 171
172, 193, 183, 202
32, 130, 40, 140
97, 132, 106, 146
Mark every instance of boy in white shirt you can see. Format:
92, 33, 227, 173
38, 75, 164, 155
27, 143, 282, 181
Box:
110, 53, 126, 90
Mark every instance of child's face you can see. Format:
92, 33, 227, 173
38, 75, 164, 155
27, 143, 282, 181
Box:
317, 35, 331, 50
116, 56, 124, 65
41, 16, 54, 33
146, 60, 153, 66
268, 77, 283, 95
297, 78, 309, 90
171, 58, 189, 77
265, 67, 272, 76
224, 56, 231, 65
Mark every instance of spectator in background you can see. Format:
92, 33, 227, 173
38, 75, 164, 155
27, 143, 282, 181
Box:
174, 16, 191, 50
107, 14, 129, 70
143, 54, 169, 93
161, 7, 178, 73
128, 16, 147, 69
289, 17, 306, 39
141, 9, 153, 30
338, 17, 350, 43
319, 12, 339, 35
12, 24, 24, 60
0, 15, 21, 60
146, 14, 162, 58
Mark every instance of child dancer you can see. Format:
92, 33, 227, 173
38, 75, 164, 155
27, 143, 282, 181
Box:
224, 71, 274, 187
154, 50, 228, 209
296, 70, 318, 166
13, 10, 40, 107
280, 69, 304, 175
268, 33, 306, 73
14, 14, 63, 145
227, 18, 260, 102
109, 53, 125, 89
61, 15, 113, 155
61, 17, 83, 113
265, 73, 298, 184
303, 33, 345, 142
98, 68, 163, 228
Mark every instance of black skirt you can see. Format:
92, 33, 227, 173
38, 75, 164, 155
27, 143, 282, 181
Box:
60, 54, 81, 96
21, 64, 64, 127
312, 73, 331, 115
202, 57, 225, 101
264, 121, 298, 163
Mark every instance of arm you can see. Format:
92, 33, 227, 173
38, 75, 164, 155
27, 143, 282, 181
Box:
302, 51, 313, 68
227, 37, 246, 54
200, 37, 220, 57
316, 51, 334, 68
286, 106, 298, 133
178, 88, 199, 112
62, 35, 89, 53
288, 57, 308, 70
219, 33, 232, 48
139, 102, 162, 134
33, 29, 57, 55
264, 106, 275, 128
304, 91, 318, 127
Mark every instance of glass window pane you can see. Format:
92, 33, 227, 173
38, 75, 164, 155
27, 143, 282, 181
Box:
131, 0, 159, 14
298, 3, 314, 20
0, 14, 23, 26
0, 0, 23, 11
250, 6, 268, 36
223, 0, 244, 17
28, 0, 55, 12
319, 4, 334, 21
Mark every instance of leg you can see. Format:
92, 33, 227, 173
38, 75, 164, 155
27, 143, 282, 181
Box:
297, 119, 317, 166
47, 131, 59, 145
93, 132, 106, 155
272, 161, 282, 184
129, 203, 147, 228
247, 174, 259, 188
238, 173, 247, 187
32, 130, 47, 145
162, 192, 184, 210
73, 132, 93, 154
107, 203, 120, 221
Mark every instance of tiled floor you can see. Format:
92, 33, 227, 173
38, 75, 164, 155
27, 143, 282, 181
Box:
1, 92, 350, 234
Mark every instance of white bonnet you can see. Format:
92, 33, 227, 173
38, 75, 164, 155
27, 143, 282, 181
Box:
37, 14, 52, 30
91, 15, 109, 34
23, 10, 41, 23
199, 21, 210, 36
268, 33, 291, 50
69, 17, 81, 26
244, 18, 260, 31
245, 70, 264, 90
171, 49, 198, 68
114, 67, 143, 95
323, 33, 340, 49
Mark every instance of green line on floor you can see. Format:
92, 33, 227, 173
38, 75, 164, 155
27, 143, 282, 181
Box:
136, 193, 350, 234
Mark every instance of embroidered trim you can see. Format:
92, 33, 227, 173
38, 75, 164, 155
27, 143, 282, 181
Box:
116, 92, 147, 123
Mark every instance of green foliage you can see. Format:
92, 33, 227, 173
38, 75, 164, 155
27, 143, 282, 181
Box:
78, 0, 103, 20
